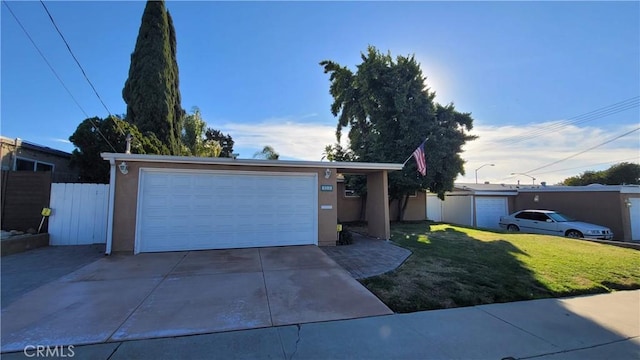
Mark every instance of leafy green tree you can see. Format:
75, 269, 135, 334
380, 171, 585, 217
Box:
181, 107, 233, 158
322, 144, 352, 162
561, 162, 640, 185
69, 116, 169, 183
254, 145, 280, 160
205, 128, 235, 158
122, 0, 183, 155
321, 46, 476, 220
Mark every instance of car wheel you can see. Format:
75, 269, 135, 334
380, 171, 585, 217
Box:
566, 230, 583, 238
507, 224, 519, 232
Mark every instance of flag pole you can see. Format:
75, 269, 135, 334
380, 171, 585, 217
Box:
402, 137, 429, 167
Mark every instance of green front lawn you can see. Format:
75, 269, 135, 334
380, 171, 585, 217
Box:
357, 222, 640, 313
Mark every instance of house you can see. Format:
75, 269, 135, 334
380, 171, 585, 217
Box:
0, 136, 78, 182
0, 136, 79, 232
515, 184, 640, 242
338, 180, 640, 242
100, 152, 403, 254
429, 183, 640, 242
426, 183, 523, 229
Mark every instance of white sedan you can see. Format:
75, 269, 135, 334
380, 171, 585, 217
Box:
499, 210, 613, 240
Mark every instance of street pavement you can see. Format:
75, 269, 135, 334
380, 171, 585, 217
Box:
2, 289, 638, 359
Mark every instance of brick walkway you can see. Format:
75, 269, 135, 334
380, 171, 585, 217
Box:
322, 232, 411, 279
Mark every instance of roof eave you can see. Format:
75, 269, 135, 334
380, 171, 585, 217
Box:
100, 153, 404, 172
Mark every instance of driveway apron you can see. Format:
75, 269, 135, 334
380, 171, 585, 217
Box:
1, 245, 391, 352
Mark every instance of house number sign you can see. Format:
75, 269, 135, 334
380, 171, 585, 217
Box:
320, 185, 333, 192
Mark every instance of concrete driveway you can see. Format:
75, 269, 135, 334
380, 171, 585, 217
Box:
1, 245, 391, 353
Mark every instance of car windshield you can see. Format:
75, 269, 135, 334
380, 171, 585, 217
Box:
547, 212, 575, 222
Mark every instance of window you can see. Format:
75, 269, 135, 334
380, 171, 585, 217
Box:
547, 212, 574, 222
531, 213, 550, 222
14, 157, 54, 172
36, 162, 53, 172
515, 211, 533, 220
15, 158, 36, 171
344, 189, 359, 197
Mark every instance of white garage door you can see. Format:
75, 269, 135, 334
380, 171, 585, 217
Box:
136, 169, 318, 253
475, 197, 508, 229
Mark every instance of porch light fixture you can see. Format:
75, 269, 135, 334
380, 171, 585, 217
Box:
625, 199, 632, 208
324, 168, 332, 179
118, 161, 129, 175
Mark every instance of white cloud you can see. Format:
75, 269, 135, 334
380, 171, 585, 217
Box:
217, 117, 639, 185
459, 122, 640, 185
50, 138, 71, 144
219, 118, 337, 161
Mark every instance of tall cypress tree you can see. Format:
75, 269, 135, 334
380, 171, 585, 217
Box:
123, 0, 183, 155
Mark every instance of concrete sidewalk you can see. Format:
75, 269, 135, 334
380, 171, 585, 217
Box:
3, 289, 638, 359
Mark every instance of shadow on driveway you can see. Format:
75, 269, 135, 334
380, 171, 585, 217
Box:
1, 244, 105, 308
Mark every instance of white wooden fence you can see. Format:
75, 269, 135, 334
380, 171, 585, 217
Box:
48, 183, 109, 245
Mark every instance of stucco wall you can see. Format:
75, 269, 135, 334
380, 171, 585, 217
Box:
336, 182, 363, 222
389, 192, 426, 221
336, 182, 426, 223
111, 161, 338, 253
442, 195, 473, 226
366, 171, 390, 239
514, 191, 625, 241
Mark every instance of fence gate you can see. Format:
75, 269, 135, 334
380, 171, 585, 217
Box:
48, 183, 109, 245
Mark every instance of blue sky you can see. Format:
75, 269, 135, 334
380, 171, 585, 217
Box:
1, 1, 639, 184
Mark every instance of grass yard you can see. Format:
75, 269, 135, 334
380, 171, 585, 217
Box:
356, 222, 640, 313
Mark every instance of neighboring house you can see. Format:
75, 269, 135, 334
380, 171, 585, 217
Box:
428, 183, 640, 242
515, 184, 640, 242
426, 183, 523, 229
0, 136, 78, 182
338, 179, 640, 242
100, 152, 403, 254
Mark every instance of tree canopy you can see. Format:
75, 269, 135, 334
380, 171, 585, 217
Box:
122, 0, 183, 155
205, 128, 235, 158
321, 46, 476, 220
180, 107, 234, 158
69, 116, 169, 183
254, 145, 280, 160
561, 162, 640, 185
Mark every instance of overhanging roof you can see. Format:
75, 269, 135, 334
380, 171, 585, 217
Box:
100, 153, 404, 173
1, 136, 71, 158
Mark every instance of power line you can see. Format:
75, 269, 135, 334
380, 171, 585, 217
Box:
500, 96, 639, 146
2, 0, 117, 152
523, 127, 640, 174
39, 0, 126, 136
530, 157, 640, 176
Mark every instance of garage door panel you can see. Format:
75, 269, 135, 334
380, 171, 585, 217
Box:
136, 170, 318, 253
475, 197, 508, 230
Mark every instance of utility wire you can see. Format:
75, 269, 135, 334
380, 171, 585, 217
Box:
530, 157, 640, 176
39, 0, 126, 136
522, 127, 640, 174
499, 96, 639, 146
2, 0, 117, 152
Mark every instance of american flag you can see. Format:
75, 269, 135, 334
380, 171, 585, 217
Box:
413, 141, 427, 176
